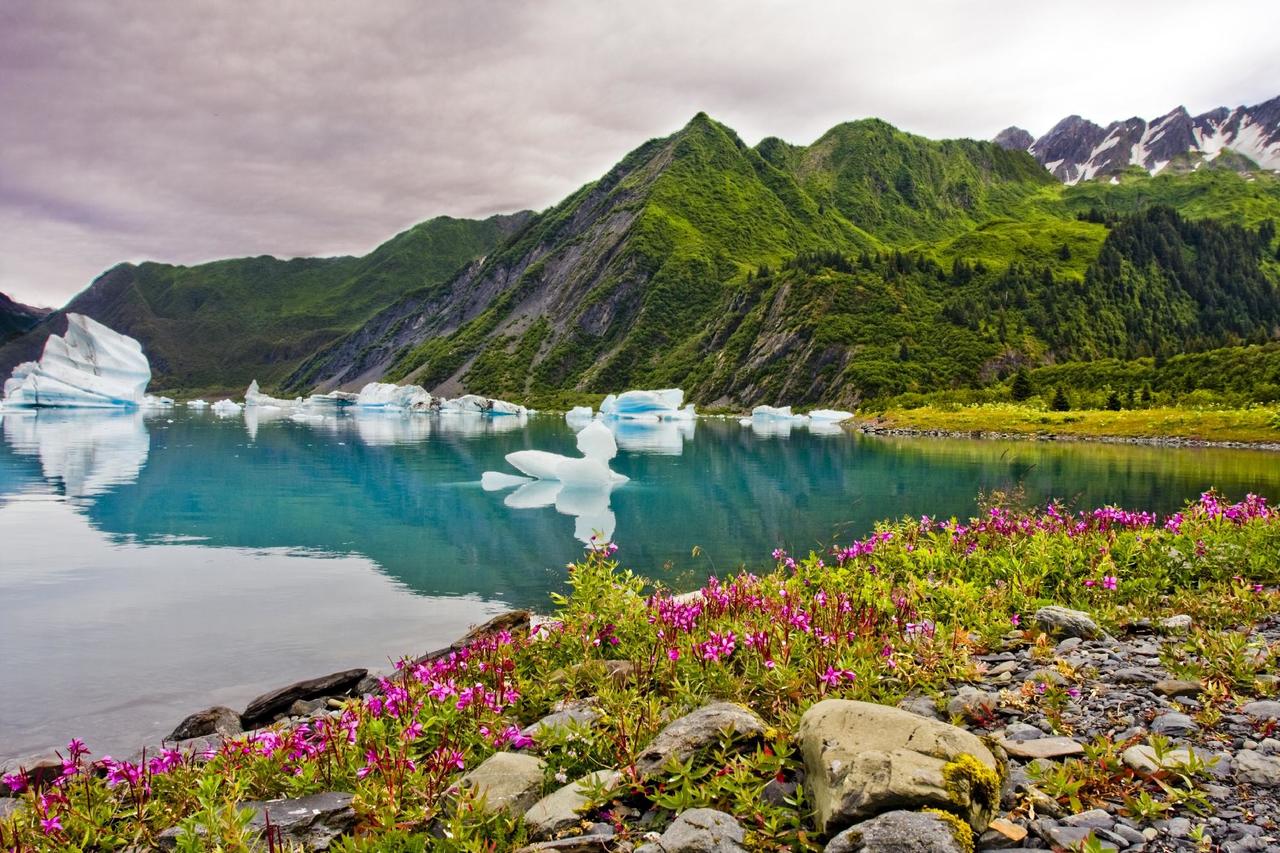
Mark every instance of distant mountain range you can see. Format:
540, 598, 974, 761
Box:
0, 293, 50, 346
996, 95, 1280, 184
3, 102, 1279, 407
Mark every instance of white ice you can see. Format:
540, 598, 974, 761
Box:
481, 471, 534, 491
443, 394, 527, 416
2, 314, 151, 409
751, 405, 808, 422
211, 399, 243, 416
498, 479, 618, 544
306, 391, 360, 408
808, 409, 853, 422
565, 405, 594, 427
504, 421, 627, 485
245, 380, 303, 409
142, 395, 175, 409
186, 399, 209, 409
356, 382, 434, 412
2, 409, 149, 498
608, 416, 695, 455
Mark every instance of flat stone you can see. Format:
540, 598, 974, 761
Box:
1122, 744, 1193, 774
168, 705, 244, 741
242, 669, 367, 725
158, 791, 356, 850
1003, 723, 1042, 741
1154, 680, 1201, 698
515, 836, 616, 853
1044, 825, 1118, 850
987, 818, 1028, 842
1112, 668, 1158, 684
1241, 701, 1280, 721
999, 736, 1083, 760
522, 707, 602, 741
987, 661, 1019, 677
1235, 750, 1280, 787
898, 696, 945, 720
1159, 615, 1193, 633
1062, 809, 1114, 830
1150, 712, 1198, 736
524, 769, 622, 840
635, 808, 746, 853
458, 752, 547, 816
1034, 606, 1107, 640
824, 810, 970, 853
798, 698, 1001, 835
634, 703, 765, 778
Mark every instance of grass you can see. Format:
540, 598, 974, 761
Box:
864, 403, 1280, 444
2, 492, 1278, 851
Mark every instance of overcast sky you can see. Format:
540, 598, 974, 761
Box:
2, 1, 1277, 308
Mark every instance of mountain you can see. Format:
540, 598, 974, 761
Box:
0, 293, 50, 345
996, 95, 1280, 185
290, 114, 1055, 402
0, 214, 529, 395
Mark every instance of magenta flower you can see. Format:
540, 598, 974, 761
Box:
1010, 613, 1021, 627
2, 772, 27, 794
667, 647, 680, 661
1102, 575, 1118, 591
40, 815, 62, 835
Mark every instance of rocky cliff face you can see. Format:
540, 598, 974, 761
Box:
1000, 95, 1280, 184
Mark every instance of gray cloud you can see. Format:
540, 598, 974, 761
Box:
2, 0, 1277, 307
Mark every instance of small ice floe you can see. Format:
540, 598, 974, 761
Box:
211, 399, 243, 416
503, 421, 628, 486
2, 314, 152, 409
355, 382, 434, 412
808, 409, 853, 422
245, 380, 303, 409
750, 404, 808, 422
142, 395, 175, 409
738, 418, 752, 426
481, 471, 534, 491
306, 390, 360, 408
565, 405, 594, 428
186, 399, 209, 409
442, 394, 526, 416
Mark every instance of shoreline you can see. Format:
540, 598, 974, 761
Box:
856, 422, 1280, 451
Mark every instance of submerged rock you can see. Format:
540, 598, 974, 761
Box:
798, 699, 1001, 835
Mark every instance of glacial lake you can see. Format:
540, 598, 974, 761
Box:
3, 407, 1280, 760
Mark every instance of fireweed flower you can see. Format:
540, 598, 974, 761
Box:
1102, 575, 1118, 591
40, 816, 62, 835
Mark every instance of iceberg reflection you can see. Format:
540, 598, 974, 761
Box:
1, 409, 149, 498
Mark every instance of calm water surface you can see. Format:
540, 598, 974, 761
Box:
3, 407, 1279, 759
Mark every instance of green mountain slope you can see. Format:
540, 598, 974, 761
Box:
0, 214, 528, 394
0, 292, 50, 346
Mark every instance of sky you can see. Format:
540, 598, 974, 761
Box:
2, 1, 1278, 308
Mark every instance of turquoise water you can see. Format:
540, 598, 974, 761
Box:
3, 407, 1279, 759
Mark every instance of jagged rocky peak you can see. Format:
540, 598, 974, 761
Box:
998, 94, 1280, 185
993, 126, 1033, 151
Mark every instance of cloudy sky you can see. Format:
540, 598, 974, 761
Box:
2, 0, 1277, 307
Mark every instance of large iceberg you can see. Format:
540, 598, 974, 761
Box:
244, 380, 303, 409
2, 314, 151, 409
599, 389, 694, 420
355, 382, 434, 412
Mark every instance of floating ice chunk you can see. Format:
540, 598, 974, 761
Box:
807, 420, 844, 435
600, 388, 691, 420
576, 420, 617, 461
481, 471, 534, 491
751, 405, 794, 420
506, 449, 571, 481
444, 394, 527, 416
142, 395, 175, 409
738, 418, 752, 426
566, 406, 594, 427
306, 391, 359, 408
245, 380, 303, 409
291, 411, 326, 424
2, 409, 148, 497
356, 382, 434, 411
2, 314, 151, 409
751, 418, 795, 439
808, 409, 853, 422
556, 457, 619, 487
211, 399, 243, 416
186, 399, 209, 409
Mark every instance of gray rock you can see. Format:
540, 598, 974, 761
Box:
516, 836, 618, 853
1122, 744, 1193, 773
1055, 637, 1083, 654
158, 791, 356, 850
1043, 825, 1118, 850
898, 696, 945, 720
1159, 614, 1193, 633
947, 686, 998, 721
987, 661, 1019, 677
1112, 668, 1158, 684
1234, 750, 1280, 787
0, 755, 64, 794
458, 752, 547, 816
242, 668, 367, 725
1150, 712, 1198, 736
635, 808, 746, 853
1241, 700, 1280, 721
1154, 680, 1201, 698
634, 703, 765, 778
524, 769, 622, 840
824, 810, 970, 853
798, 699, 1001, 835
998, 736, 1083, 760
1002, 723, 1043, 741
0, 798, 20, 819
167, 705, 244, 741
522, 707, 602, 741
1034, 606, 1107, 640
1062, 809, 1114, 830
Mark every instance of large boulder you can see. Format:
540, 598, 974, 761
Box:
524, 769, 622, 839
157, 791, 356, 850
634, 808, 747, 853
798, 699, 1001, 836
635, 703, 766, 778
167, 705, 244, 741
824, 810, 971, 853
1033, 606, 1107, 640
458, 752, 547, 816
242, 668, 367, 726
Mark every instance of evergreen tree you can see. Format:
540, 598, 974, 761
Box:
1051, 386, 1070, 412
1141, 384, 1153, 406
1124, 386, 1136, 409
1105, 390, 1122, 411
1010, 369, 1033, 402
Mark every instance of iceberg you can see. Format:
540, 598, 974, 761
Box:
565, 405, 594, 427
1, 314, 151, 409
186, 399, 209, 409
356, 382, 434, 412
751, 404, 808, 421
306, 390, 359, 408
504, 421, 627, 485
245, 380, 303, 409
142, 395, 175, 409
599, 388, 692, 420
211, 399, 243, 416
808, 409, 853, 422
443, 394, 526, 416
481, 471, 534, 491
